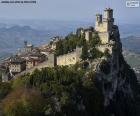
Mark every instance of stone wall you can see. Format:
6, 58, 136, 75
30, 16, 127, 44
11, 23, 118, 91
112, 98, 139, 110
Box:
57, 47, 82, 66
98, 32, 110, 44
47, 53, 56, 67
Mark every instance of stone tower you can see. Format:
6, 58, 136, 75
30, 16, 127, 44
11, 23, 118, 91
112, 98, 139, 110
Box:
95, 8, 115, 44
103, 8, 114, 32
95, 8, 114, 33
95, 14, 102, 26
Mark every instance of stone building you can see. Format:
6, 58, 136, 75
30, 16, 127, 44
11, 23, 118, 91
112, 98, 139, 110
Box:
26, 58, 39, 69
95, 8, 114, 33
50, 36, 61, 50
95, 8, 114, 44
85, 29, 93, 41
75, 8, 115, 44
57, 47, 82, 66
18, 41, 34, 55
9, 56, 26, 74
76, 27, 94, 41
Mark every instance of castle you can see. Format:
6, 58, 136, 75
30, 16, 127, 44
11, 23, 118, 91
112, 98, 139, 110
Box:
56, 8, 116, 66
76, 8, 115, 45
95, 8, 114, 44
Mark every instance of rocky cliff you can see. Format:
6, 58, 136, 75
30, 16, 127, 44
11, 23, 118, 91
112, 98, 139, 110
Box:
91, 25, 140, 116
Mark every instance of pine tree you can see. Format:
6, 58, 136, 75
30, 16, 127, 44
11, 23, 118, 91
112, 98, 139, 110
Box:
81, 43, 88, 60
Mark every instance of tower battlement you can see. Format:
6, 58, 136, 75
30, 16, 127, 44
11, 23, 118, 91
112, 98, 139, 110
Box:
95, 8, 115, 44
95, 8, 114, 33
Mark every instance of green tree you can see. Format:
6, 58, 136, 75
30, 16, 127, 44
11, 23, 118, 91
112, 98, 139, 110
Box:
89, 48, 103, 59
55, 33, 85, 56
81, 43, 89, 60
56, 39, 64, 56
90, 32, 101, 47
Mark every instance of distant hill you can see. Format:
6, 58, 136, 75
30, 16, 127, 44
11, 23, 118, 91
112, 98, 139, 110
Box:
119, 24, 140, 37
118, 24, 140, 54
0, 25, 52, 59
0, 25, 51, 49
0, 22, 140, 59
123, 50, 140, 67
121, 36, 140, 54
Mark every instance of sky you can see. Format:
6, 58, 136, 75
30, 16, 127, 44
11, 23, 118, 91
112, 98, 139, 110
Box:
0, 0, 140, 24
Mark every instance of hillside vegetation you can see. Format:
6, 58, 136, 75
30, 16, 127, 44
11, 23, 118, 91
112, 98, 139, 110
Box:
0, 66, 104, 116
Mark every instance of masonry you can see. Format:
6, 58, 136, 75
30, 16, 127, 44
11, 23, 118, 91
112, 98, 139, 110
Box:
95, 8, 114, 44
57, 47, 82, 66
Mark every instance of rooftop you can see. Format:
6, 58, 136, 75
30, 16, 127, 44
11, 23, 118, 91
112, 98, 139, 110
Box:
10, 56, 26, 64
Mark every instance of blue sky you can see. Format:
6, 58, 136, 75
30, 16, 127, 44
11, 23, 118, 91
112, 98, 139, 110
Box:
0, 0, 140, 24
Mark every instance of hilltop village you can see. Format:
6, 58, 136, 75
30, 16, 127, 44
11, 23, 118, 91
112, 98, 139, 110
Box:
1, 8, 120, 82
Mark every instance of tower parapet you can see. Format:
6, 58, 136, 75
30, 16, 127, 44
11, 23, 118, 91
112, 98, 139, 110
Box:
103, 8, 114, 32
95, 8, 115, 44
103, 8, 114, 22
95, 8, 114, 33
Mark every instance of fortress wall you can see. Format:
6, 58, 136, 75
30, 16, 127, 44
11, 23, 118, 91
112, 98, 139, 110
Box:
47, 53, 56, 67
57, 47, 82, 66
57, 52, 77, 66
98, 32, 109, 44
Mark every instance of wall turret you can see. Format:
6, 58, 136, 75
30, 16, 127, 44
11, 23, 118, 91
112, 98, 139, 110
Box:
95, 8, 114, 33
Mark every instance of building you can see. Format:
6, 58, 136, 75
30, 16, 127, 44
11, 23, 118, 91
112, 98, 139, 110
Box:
18, 41, 34, 55
84, 29, 93, 41
50, 36, 61, 50
95, 8, 114, 44
26, 58, 39, 69
9, 56, 26, 74
57, 47, 82, 66
75, 8, 115, 44
76, 27, 94, 41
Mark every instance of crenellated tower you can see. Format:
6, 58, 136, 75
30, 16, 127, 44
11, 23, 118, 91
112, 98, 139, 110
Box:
95, 8, 114, 32
95, 14, 102, 27
95, 8, 115, 44
103, 8, 114, 32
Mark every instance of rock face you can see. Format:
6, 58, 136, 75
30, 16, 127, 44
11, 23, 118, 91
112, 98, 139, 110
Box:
94, 25, 139, 116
